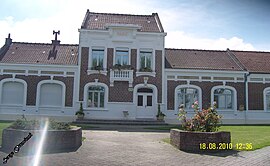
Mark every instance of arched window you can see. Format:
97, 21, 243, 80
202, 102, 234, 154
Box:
175, 85, 202, 110
0, 78, 27, 106
37, 80, 65, 108
84, 82, 108, 109
263, 87, 270, 111
40, 83, 63, 107
211, 86, 237, 110
2, 81, 24, 105
87, 86, 105, 108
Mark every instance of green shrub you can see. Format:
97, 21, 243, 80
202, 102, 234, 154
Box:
178, 101, 222, 132
8, 118, 71, 130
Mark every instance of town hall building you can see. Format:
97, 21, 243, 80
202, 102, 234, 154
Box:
0, 9, 270, 124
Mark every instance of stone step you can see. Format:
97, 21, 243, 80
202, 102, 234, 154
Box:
74, 119, 168, 125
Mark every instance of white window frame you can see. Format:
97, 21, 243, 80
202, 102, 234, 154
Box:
87, 86, 105, 108
0, 78, 27, 107
83, 82, 108, 111
136, 49, 156, 77
174, 85, 202, 112
263, 87, 270, 112
114, 47, 130, 66
36, 80, 66, 109
139, 49, 153, 70
90, 48, 105, 68
211, 85, 237, 111
87, 46, 107, 75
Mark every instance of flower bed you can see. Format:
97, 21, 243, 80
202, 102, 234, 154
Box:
1, 127, 82, 155
1, 119, 82, 155
170, 129, 231, 152
170, 101, 231, 152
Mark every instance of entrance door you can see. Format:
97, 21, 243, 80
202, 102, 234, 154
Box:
136, 88, 154, 118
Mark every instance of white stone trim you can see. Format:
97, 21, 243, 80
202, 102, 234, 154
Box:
136, 71, 156, 77
263, 87, 270, 112
36, 80, 66, 110
211, 85, 237, 112
165, 68, 248, 74
83, 82, 109, 109
87, 70, 108, 76
174, 84, 202, 112
0, 65, 77, 77
0, 78, 27, 109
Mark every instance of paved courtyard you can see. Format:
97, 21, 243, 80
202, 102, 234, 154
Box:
1, 126, 269, 166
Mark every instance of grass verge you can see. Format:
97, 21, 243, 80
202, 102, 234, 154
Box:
70, 123, 99, 130
158, 125, 270, 151
0, 122, 12, 146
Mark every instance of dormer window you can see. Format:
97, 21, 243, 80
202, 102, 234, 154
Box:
115, 48, 129, 65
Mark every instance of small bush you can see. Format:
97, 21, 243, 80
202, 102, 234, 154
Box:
8, 118, 71, 130
178, 101, 222, 132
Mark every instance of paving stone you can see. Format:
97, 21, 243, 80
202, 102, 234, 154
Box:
0, 129, 269, 166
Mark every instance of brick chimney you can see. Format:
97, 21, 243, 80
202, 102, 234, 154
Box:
5, 33, 12, 46
0, 34, 13, 60
48, 30, 60, 59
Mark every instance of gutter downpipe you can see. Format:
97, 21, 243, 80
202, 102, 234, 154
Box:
244, 72, 251, 124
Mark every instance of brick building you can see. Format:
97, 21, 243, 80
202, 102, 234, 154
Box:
0, 10, 270, 124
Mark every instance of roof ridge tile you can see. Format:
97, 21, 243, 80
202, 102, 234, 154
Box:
89, 11, 154, 17
12, 42, 78, 46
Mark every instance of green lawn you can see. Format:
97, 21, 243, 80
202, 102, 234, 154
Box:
70, 123, 99, 130
220, 126, 270, 150
149, 125, 270, 151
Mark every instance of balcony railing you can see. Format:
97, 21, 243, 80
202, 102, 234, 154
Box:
110, 69, 133, 87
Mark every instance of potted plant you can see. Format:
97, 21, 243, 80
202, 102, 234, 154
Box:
91, 65, 103, 71
112, 64, 132, 70
239, 104, 245, 111
156, 104, 166, 121
75, 102, 85, 120
139, 67, 152, 72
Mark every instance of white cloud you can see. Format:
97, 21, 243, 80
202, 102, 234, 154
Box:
165, 31, 255, 51
0, 0, 258, 51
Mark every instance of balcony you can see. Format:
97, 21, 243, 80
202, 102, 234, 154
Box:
110, 69, 133, 87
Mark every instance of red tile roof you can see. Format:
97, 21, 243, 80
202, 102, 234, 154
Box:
165, 49, 245, 71
232, 50, 270, 73
0, 42, 78, 65
81, 10, 164, 33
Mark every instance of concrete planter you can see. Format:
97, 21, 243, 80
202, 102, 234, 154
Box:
170, 129, 231, 152
1, 127, 82, 155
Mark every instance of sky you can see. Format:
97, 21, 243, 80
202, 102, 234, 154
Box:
0, 0, 270, 51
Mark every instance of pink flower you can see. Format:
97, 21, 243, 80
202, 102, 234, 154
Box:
191, 105, 194, 108
194, 101, 199, 105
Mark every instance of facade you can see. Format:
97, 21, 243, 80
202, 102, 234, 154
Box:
0, 10, 270, 124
